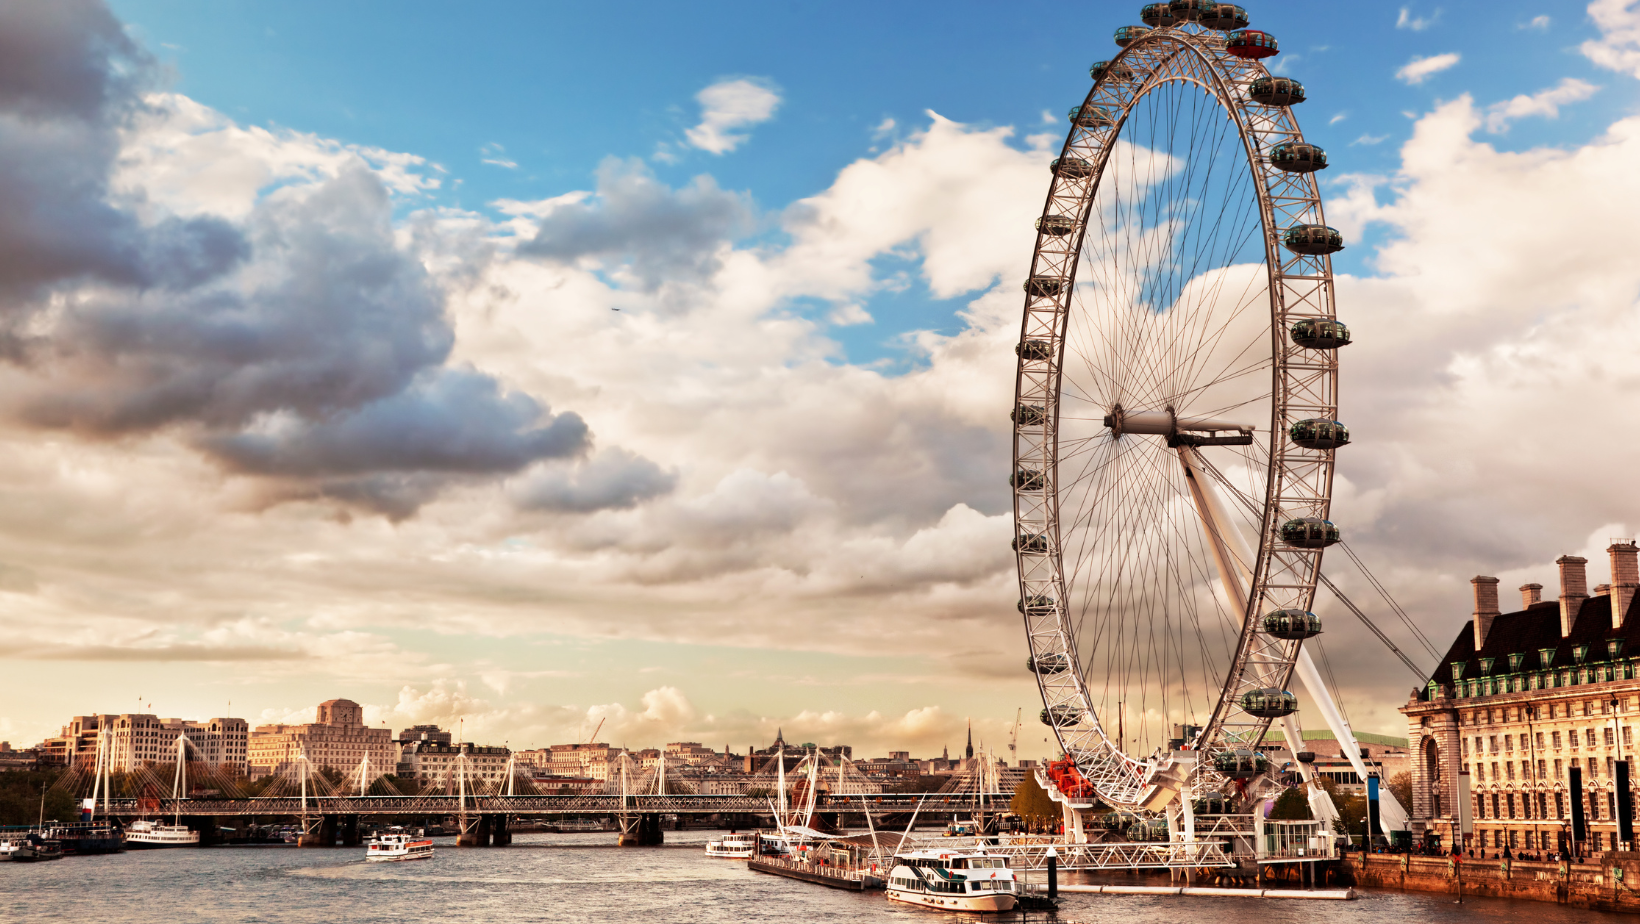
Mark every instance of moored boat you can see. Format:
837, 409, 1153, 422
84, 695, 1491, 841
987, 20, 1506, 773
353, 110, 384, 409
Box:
885, 848, 1018, 913
366, 830, 434, 862
126, 820, 201, 849
45, 823, 124, 855
704, 832, 755, 858
11, 834, 64, 862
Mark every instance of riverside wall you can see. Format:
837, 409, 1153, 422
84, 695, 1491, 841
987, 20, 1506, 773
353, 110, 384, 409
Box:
1345, 851, 1640, 914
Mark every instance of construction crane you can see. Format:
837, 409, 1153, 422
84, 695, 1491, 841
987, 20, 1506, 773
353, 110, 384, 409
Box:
1007, 708, 1021, 761
584, 717, 605, 746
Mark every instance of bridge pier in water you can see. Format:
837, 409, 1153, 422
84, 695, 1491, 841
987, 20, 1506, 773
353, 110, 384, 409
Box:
456, 814, 489, 847
298, 815, 336, 848
340, 815, 361, 847
617, 813, 664, 847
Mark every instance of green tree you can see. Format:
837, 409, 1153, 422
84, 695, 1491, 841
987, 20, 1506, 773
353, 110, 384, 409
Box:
1010, 773, 1059, 825
0, 770, 76, 827
1269, 786, 1312, 820
1387, 772, 1412, 813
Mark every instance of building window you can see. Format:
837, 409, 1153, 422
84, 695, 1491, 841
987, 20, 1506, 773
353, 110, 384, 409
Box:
1552, 731, 1562, 749
1538, 759, 1547, 780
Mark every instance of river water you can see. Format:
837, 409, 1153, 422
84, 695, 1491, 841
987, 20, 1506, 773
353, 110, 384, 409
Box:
3, 831, 1629, 923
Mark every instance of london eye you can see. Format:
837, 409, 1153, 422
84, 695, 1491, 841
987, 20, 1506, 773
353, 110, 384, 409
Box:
1011, 1, 1353, 813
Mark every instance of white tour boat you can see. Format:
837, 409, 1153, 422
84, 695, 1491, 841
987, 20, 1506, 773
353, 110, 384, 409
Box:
125, 820, 201, 849
885, 848, 1018, 913
366, 830, 434, 862
704, 832, 755, 859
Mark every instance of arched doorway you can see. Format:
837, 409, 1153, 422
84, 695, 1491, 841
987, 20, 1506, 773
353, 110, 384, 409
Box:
1423, 737, 1443, 818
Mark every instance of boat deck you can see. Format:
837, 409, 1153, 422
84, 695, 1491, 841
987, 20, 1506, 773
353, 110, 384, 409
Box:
748, 856, 884, 891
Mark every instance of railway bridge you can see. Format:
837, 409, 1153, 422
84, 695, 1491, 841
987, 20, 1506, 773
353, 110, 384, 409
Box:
89, 791, 995, 847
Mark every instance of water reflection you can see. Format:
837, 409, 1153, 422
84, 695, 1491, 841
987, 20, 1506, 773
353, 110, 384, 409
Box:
3, 831, 1630, 923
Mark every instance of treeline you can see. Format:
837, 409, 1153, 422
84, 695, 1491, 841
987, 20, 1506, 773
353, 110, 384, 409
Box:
0, 771, 77, 827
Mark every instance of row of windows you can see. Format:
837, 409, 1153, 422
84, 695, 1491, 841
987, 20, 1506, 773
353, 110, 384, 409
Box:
1452, 663, 1639, 699
1467, 755, 1628, 782
1466, 700, 1634, 725
1464, 727, 1629, 756
1475, 790, 1627, 821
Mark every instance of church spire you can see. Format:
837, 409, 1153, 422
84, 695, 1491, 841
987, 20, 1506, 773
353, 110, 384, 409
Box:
965, 719, 974, 760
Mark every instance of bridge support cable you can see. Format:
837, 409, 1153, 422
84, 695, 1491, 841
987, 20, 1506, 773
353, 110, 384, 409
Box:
1334, 540, 1442, 661
1316, 573, 1428, 681
1191, 453, 1430, 682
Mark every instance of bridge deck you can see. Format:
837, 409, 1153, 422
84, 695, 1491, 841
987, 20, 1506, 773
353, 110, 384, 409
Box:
88, 793, 1003, 817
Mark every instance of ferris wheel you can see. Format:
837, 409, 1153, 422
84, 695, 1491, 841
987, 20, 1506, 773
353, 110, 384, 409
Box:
1011, 1, 1352, 811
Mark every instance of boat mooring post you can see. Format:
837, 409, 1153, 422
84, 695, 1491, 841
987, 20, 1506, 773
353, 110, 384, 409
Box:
1046, 845, 1058, 899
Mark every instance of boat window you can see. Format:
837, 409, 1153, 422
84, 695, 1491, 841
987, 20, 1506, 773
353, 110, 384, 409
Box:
952, 858, 968, 869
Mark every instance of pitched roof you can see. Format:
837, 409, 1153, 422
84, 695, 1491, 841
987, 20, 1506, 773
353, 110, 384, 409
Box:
1431, 592, 1639, 684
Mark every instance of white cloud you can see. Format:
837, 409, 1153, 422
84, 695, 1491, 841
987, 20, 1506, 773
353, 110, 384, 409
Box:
1520, 15, 1551, 30
1396, 52, 1461, 84
41, 2, 1640, 755
1351, 133, 1389, 146
1330, 112, 1348, 125
481, 142, 518, 169
684, 78, 782, 154
1396, 7, 1439, 31
114, 93, 442, 220
1482, 78, 1599, 132
1584, 0, 1640, 78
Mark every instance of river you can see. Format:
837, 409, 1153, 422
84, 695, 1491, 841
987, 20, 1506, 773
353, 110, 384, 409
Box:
3, 831, 1629, 923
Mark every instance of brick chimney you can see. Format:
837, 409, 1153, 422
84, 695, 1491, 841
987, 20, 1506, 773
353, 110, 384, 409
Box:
1610, 542, 1639, 629
1558, 555, 1589, 637
1472, 576, 1500, 649
1520, 583, 1543, 608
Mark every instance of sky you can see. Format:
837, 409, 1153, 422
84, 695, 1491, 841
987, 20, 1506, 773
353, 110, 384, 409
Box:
2, 1, 1640, 762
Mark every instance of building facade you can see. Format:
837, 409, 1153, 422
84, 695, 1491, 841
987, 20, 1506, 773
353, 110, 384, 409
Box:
1261, 730, 1410, 795
1403, 544, 1640, 854
397, 741, 512, 785
247, 699, 397, 779
517, 742, 617, 781
36, 714, 248, 773
398, 725, 452, 746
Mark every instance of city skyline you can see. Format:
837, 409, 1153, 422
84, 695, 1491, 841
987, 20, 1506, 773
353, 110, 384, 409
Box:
6, 1, 1640, 761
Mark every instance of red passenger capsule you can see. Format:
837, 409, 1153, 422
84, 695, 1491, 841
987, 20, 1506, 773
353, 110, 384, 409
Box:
1226, 29, 1278, 59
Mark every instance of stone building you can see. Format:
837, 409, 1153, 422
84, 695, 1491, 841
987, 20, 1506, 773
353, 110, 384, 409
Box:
36, 713, 248, 772
397, 725, 452, 746
1402, 543, 1640, 854
247, 699, 397, 779
397, 740, 511, 785
1261, 729, 1410, 795
515, 742, 617, 781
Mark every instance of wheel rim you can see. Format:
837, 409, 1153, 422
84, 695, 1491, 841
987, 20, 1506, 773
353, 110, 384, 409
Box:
1013, 18, 1341, 809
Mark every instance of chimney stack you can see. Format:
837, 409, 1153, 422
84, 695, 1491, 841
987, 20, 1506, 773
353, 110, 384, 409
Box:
1558, 555, 1589, 638
1611, 541, 1639, 629
1520, 583, 1543, 608
1472, 576, 1500, 649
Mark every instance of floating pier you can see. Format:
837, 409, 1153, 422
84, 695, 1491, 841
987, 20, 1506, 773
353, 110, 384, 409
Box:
747, 856, 884, 891
1056, 884, 1355, 900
